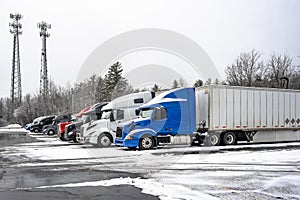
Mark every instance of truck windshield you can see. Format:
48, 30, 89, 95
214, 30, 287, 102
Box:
139, 108, 153, 118
82, 115, 91, 124
101, 110, 112, 119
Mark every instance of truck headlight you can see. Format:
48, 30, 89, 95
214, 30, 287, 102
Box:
125, 133, 134, 140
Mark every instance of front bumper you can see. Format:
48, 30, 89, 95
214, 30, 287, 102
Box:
114, 137, 139, 147
76, 133, 90, 144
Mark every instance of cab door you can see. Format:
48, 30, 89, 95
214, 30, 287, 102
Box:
150, 107, 168, 134
109, 109, 124, 131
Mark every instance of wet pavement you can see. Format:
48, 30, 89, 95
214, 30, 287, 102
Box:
1, 131, 300, 199
0, 132, 158, 199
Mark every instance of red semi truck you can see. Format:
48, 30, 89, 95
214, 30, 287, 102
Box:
57, 121, 72, 140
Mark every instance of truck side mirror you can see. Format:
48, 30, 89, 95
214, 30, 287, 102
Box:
110, 112, 115, 122
89, 120, 94, 126
135, 110, 140, 116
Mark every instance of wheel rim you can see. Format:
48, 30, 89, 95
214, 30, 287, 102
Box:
100, 135, 111, 147
210, 135, 218, 146
226, 134, 234, 144
34, 129, 38, 133
49, 130, 54, 135
142, 137, 153, 149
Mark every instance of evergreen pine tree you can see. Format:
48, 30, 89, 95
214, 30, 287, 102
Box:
194, 79, 203, 87
104, 62, 130, 100
172, 80, 179, 88
151, 84, 161, 92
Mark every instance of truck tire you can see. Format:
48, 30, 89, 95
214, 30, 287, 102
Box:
97, 133, 112, 148
222, 132, 236, 145
205, 133, 220, 146
72, 132, 78, 143
33, 128, 40, 133
139, 136, 154, 150
47, 129, 55, 135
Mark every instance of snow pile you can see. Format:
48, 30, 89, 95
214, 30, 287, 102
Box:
1, 124, 22, 129
36, 177, 217, 200
0, 124, 28, 133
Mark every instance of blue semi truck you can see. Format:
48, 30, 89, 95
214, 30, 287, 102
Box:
115, 86, 300, 150
115, 87, 198, 149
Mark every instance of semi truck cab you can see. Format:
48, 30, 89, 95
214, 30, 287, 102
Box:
115, 88, 197, 150
65, 103, 107, 142
78, 91, 154, 147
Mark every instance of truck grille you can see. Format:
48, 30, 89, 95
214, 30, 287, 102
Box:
116, 127, 123, 138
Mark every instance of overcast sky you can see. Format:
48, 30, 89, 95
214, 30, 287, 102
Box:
0, 0, 299, 98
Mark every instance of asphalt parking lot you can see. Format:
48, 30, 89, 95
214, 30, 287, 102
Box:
1, 131, 300, 200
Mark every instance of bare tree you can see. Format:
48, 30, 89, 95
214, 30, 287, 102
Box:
265, 54, 296, 88
225, 49, 265, 87
178, 78, 188, 87
205, 78, 212, 85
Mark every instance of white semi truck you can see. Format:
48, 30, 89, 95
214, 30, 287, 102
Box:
77, 91, 154, 147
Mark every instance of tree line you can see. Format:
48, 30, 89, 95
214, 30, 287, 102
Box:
0, 62, 133, 126
0, 50, 299, 126
225, 50, 299, 89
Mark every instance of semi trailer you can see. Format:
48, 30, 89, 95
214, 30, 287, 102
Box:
115, 86, 300, 150
77, 91, 155, 147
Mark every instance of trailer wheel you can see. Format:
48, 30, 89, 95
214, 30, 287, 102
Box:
205, 133, 220, 146
139, 135, 154, 150
97, 133, 112, 148
222, 132, 236, 145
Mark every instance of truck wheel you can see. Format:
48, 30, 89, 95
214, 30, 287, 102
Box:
205, 133, 220, 146
97, 133, 112, 148
72, 132, 78, 143
47, 130, 55, 135
139, 136, 154, 150
33, 128, 40, 133
222, 132, 236, 145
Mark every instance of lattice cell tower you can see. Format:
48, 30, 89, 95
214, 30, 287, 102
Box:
9, 13, 23, 109
38, 21, 51, 98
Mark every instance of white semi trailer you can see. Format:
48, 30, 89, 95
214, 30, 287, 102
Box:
196, 85, 300, 145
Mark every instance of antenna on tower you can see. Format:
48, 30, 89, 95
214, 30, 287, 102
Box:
9, 13, 23, 113
38, 21, 51, 99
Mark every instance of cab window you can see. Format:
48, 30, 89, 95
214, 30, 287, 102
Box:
113, 109, 124, 121
153, 107, 167, 120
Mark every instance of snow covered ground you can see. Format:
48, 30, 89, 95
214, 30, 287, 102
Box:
3, 133, 300, 199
